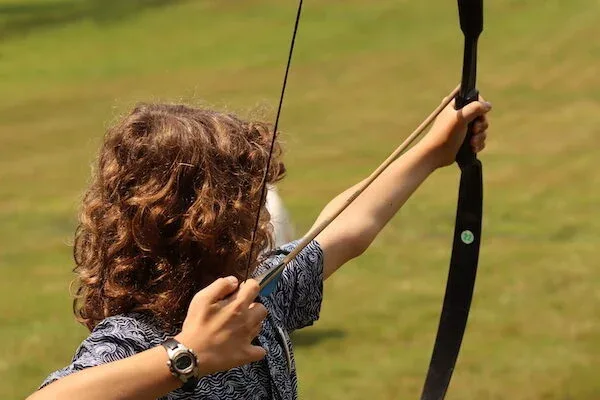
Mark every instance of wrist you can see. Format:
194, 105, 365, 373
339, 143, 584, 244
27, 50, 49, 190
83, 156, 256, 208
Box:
174, 332, 212, 377
411, 141, 444, 172
155, 346, 187, 390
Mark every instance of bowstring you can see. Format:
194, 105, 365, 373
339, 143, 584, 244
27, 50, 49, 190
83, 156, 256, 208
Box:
243, 0, 305, 282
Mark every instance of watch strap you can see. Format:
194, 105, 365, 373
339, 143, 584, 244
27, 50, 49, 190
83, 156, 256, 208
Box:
181, 375, 199, 393
161, 338, 180, 351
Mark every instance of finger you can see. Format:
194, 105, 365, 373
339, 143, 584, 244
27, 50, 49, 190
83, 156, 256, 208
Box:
247, 303, 268, 326
459, 101, 492, 124
472, 139, 486, 153
479, 131, 488, 143
197, 276, 239, 303
235, 279, 261, 308
470, 131, 487, 147
249, 321, 263, 339
245, 345, 267, 363
472, 119, 489, 134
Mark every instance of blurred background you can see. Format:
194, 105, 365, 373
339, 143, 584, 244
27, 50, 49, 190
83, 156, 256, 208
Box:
1, 1, 599, 399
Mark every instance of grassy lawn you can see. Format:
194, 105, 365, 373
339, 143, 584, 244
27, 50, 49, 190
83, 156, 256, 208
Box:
1, 0, 599, 399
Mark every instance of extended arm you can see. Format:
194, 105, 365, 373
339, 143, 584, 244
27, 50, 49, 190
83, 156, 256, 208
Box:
315, 99, 491, 278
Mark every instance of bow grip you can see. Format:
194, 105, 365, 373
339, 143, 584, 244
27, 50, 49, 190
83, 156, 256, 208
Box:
454, 89, 479, 168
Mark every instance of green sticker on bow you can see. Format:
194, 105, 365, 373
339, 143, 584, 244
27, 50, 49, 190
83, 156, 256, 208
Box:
461, 230, 475, 244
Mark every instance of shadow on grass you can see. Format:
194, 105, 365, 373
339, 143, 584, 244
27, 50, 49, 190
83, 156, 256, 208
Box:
291, 328, 345, 348
0, 0, 188, 39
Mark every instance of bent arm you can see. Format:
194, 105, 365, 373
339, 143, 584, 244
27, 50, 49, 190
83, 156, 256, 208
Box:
314, 143, 438, 279
28, 346, 182, 400
30, 277, 268, 400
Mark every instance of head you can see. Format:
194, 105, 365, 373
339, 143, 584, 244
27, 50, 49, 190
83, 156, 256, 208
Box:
73, 103, 284, 331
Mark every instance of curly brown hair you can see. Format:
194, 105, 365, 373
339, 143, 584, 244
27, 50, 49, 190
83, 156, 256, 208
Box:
72, 103, 285, 331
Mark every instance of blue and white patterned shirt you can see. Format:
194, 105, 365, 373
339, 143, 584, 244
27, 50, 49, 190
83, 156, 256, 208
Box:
40, 240, 324, 400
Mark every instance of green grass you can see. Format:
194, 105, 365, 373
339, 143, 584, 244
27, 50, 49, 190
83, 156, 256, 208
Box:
1, 0, 599, 399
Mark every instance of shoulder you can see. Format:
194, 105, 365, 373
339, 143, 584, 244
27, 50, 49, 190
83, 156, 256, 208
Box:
275, 239, 324, 278
40, 313, 165, 389
92, 312, 164, 342
281, 239, 323, 265
259, 240, 325, 331
83, 313, 164, 358
256, 239, 323, 274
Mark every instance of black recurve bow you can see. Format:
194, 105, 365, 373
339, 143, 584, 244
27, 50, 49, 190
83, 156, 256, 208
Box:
419, 1, 484, 400
245, 2, 486, 398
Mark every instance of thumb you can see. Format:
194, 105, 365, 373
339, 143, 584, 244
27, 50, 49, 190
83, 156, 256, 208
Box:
459, 101, 492, 123
199, 276, 239, 302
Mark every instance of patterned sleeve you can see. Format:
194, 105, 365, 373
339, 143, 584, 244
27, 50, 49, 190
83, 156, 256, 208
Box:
39, 315, 156, 389
265, 239, 324, 332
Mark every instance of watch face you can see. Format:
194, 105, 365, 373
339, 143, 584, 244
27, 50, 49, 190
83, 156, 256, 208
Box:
174, 354, 193, 371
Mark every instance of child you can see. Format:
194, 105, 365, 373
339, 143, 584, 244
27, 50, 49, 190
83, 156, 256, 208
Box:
31, 99, 490, 400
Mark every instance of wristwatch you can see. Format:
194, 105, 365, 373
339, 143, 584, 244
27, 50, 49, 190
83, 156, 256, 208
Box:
161, 338, 199, 392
